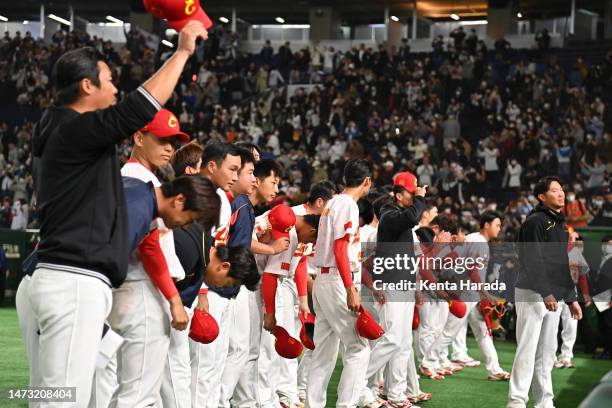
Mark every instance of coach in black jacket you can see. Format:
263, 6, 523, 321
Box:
375, 172, 427, 297
508, 176, 583, 408
24, 22, 209, 407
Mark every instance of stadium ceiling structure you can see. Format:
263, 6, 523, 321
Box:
0, 0, 607, 25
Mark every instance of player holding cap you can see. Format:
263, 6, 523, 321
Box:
89, 108, 190, 407
508, 177, 582, 408
259, 211, 320, 408
423, 211, 511, 381
291, 182, 336, 404
186, 143, 242, 408
159, 140, 205, 408
306, 159, 373, 408
359, 172, 427, 408
24, 18, 207, 406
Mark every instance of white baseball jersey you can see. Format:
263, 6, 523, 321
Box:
313, 194, 361, 279
292, 204, 317, 276
568, 246, 589, 284
121, 161, 185, 281
263, 227, 298, 278
359, 223, 377, 261
253, 211, 272, 273
463, 232, 489, 282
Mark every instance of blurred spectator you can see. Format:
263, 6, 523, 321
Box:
10, 198, 28, 230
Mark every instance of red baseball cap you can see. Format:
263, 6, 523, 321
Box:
393, 171, 418, 193
274, 326, 304, 359
143, 0, 213, 31
355, 305, 385, 340
189, 310, 219, 344
448, 300, 467, 318
268, 205, 296, 241
299, 313, 316, 350
141, 109, 190, 142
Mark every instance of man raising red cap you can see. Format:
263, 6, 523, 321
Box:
144, 0, 214, 31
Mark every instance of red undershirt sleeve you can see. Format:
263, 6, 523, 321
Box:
294, 257, 308, 297
262, 272, 278, 314
578, 274, 589, 296
334, 236, 353, 288
139, 228, 179, 300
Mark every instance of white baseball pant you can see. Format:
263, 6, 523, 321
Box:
158, 306, 192, 408
507, 288, 562, 408
275, 278, 300, 403
427, 302, 504, 375
28, 267, 112, 408
415, 300, 448, 365
297, 349, 312, 400
107, 278, 171, 408
90, 353, 117, 408
190, 290, 231, 408
218, 288, 251, 408
558, 302, 577, 361
16, 275, 41, 391
359, 300, 415, 405
306, 273, 370, 408
233, 288, 278, 408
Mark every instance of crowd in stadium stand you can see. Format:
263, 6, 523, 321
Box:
0, 26, 611, 235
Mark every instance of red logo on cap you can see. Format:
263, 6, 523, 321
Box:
184, 0, 196, 15
168, 115, 178, 128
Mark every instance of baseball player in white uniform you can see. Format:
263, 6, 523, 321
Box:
421, 212, 511, 381
554, 231, 591, 368
306, 159, 372, 408
189, 143, 240, 408
219, 159, 288, 408
159, 141, 205, 408
231, 206, 293, 408
259, 212, 320, 408
105, 109, 191, 407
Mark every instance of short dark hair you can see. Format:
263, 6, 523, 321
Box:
217, 245, 260, 291
234, 141, 261, 158
431, 215, 458, 235
533, 176, 563, 203
202, 142, 241, 168
307, 181, 334, 204
415, 226, 435, 245
480, 211, 501, 229
53, 47, 102, 105
236, 147, 255, 171
357, 198, 374, 225
172, 140, 204, 176
160, 175, 220, 230
344, 159, 372, 188
392, 185, 409, 199
602, 235, 612, 243
372, 194, 393, 220
302, 214, 321, 229
254, 159, 282, 179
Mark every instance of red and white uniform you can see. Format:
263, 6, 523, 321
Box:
97, 160, 183, 407
306, 194, 370, 408
232, 211, 284, 408
557, 245, 590, 362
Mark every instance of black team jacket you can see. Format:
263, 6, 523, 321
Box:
32, 87, 160, 288
516, 204, 577, 302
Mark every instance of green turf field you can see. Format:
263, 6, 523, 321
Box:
0, 307, 609, 407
